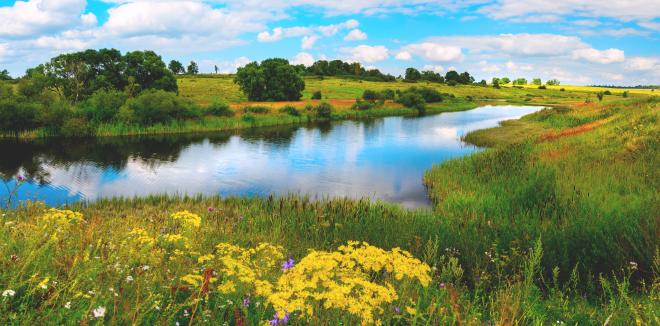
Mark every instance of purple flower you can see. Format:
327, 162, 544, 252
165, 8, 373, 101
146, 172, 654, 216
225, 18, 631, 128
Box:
16, 175, 26, 182
439, 283, 446, 289
281, 258, 294, 272
243, 297, 250, 307
269, 312, 290, 325
207, 207, 215, 212
393, 307, 401, 314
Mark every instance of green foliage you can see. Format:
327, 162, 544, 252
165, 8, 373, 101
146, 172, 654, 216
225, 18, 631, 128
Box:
60, 116, 95, 137
313, 102, 333, 119
119, 90, 199, 125
500, 77, 511, 84
0, 69, 11, 81
168, 60, 185, 74
306, 59, 395, 82
404, 67, 422, 82
532, 78, 542, 85
0, 91, 40, 136
362, 89, 379, 101
80, 90, 128, 124
513, 78, 528, 85
352, 99, 376, 111
397, 91, 426, 114
603, 90, 612, 95
234, 58, 305, 101
311, 90, 322, 100
187, 61, 199, 75
597, 92, 605, 101
421, 70, 444, 83
546, 79, 561, 86
243, 106, 270, 114
204, 102, 234, 117
538, 85, 547, 89
622, 91, 628, 98
278, 105, 301, 116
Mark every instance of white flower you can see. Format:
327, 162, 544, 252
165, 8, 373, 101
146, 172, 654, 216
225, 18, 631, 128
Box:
126, 275, 134, 283
92, 306, 106, 318
2, 289, 16, 298
142, 265, 150, 271
64, 301, 71, 309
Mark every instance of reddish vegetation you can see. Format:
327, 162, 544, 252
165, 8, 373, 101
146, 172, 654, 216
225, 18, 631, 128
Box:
539, 119, 609, 142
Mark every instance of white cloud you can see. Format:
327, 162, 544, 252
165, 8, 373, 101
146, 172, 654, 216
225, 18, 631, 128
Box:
603, 72, 625, 81
426, 34, 585, 57
401, 42, 463, 62
340, 45, 389, 63
395, 51, 412, 61
572, 48, 625, 64
478, 60, 501, 73
257, 19, 358, 43
574, 19, 601, 27
638, 20, 660, 31
0, 0, 89, 38
344, 29, 367, 41
478, 0, 660, 22
291, 52, 315, 66
625, 57, 659, 71
201, 56, 251, 73
422, 64, 444, 73
301, 35, 319, 50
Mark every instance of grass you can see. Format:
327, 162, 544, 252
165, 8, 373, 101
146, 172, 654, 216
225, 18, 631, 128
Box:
1, 79, 658, 324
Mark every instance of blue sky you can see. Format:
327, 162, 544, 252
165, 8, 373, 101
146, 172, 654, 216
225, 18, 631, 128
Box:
0, 0, 658, 85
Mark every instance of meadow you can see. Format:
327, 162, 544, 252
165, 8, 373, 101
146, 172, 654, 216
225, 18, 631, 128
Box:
1, 80, 658, 324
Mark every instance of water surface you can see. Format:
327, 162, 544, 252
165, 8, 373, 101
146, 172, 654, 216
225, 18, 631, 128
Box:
1, 105, 542, 208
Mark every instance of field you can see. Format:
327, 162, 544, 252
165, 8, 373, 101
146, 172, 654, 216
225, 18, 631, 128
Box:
1, 81, 658, 324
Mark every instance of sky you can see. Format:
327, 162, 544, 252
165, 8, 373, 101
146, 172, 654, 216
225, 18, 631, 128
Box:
0, 0, 658, 85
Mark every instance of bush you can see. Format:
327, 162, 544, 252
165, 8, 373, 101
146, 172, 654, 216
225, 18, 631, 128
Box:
538, 85, 547, 90
119, 90, 199, 125
560, 88, 565, 92
60, 116, 95, 137
0, 96, 40, 136
241, 114, 256, 125
314, 102, 333, 119
80, 90, 128, 124
243, 106, 270, 114
279, 105, 300, 116
304, 104, 314, 111
447, 80, 458, 87
311, 91, 322, 100
415, 87, 443, 103
352, 99, 376, 111
380, 89, 395, 100
397, 92, 426, 114
205, 102, 234, 117
603, 90, 612, 95
622, 91, 629, 98
362, 90, 379, 102
234, 58, 305, 101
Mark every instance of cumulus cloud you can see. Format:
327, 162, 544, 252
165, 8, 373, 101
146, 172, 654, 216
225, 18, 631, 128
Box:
291, 52, 315, 66
344, 29, 367, 41
201, 56, 251, 73
257, 19, 358, 43
422, 64, 444, 73
301, 35, 319, 50
340, 45, 389, 63
478, 0, 660, 22
625, 57, 659, 71
395, 51, 412, 61
400, 42, 463, 62
0, 0, 90, 38
572, 48, 625, 64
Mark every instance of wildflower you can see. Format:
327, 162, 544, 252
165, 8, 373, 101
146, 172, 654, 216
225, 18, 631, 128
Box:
629, 261, 638, 270
170, 211, 202, 229
208, 207, 215, 212
393, 307, 401, 314
126, 275, 134, 283
142, 265, 150, 271
243, 297, 250, 307
405, 307, 417, 315
16, 175, 26, 182
281, 258, 295, 271
64, 301, 71, 309
37, 277, 50, 290
198, 254, 215, 264
92, 306, 106, 318
269, 312, 290, 325
2, 289, 15, 298
439, 283, 446, 289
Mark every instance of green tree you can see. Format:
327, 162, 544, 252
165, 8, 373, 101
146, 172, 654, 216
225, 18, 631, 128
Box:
500, 77, 511, 84
421, 71, 444, 83
458, 72, 474, 84
546, 79, 560, 86
404, 68, 422, 82
168, 60, 185, 74
0, 69, 11, 81
187, 61, 199, 75
513, 78, 528, 85
234, 58, 305, 101
532, 78, 542, 85
444, 70, 460, 84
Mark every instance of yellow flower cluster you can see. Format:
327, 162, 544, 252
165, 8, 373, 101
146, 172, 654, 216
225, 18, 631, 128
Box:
127, 228, 156, 247
213, 242, 285, 296
170, 210, 202, 229
39, 208, 84, 229
268, 241, 431, 325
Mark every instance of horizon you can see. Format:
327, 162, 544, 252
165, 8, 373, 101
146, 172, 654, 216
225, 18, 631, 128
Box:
0, 0, 659, 85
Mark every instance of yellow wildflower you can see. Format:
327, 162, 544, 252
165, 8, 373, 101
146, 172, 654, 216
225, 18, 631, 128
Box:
181, 274, 204, 287
170, 210, 202, 229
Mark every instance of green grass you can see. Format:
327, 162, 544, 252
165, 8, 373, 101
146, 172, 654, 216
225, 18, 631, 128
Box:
1, 79, 658, 324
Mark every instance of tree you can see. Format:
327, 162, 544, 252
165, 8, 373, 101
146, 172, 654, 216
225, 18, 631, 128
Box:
0, 69, 11, 81
421, 71, 444, 83
513, 78, 527, 85
479, 79, 488, 87
214, 65, 219, 74
458, 72, 474, 84
546, 79, 560, 86
187, 61, 199, 75
500, 77, 511, 84
124, 50, 177, 93
404, 68, 422, 82
397, 92, 426, 114
444, 70, 460, 84
168, 60, 185, 74
532, 78, 542, 85
234, 58, 305, 101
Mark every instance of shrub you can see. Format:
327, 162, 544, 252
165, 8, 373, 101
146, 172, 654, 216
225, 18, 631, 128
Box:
380, 89, 396, 100
538, 85, 547, 90
234, 58, 305, 101
447, 80, 458, 86
0, 96, 40, 136
279, 105, 301, 116
205, 102, 234, 117
397, 92, 426, 114
352, 99, 376, 111
314, 102, 333, 119
622, 91, 629, 98
603, 90, 612, 95
241, 114, 256, 124
119, 90, 199, 125
304, 104, 314, 111
596, 92, 604, 102
416, 87, 443, 103
560, 88, 566, 92
80, 90, 128, 124
311, 91, 322, 100
60, 116, 95, 137
243, 106, 270, 114
362, 90, 379, 102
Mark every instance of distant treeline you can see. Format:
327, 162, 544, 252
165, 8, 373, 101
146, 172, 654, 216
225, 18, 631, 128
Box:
589, 85, 658, 89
